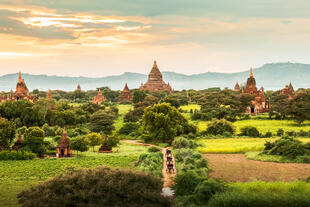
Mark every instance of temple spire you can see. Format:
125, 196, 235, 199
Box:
18, 71, 22, 82
250, 67, 253, 78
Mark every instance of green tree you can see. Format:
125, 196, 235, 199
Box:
142, 103, 196, 144
132, 90, 147, 103
0, 118, 16, 150
70, 136, 89, 154
291, 92, 310, 124
205, 119, 235, 136
103, 135, 120, 149
23, 127, 45, 157
89, 110, 115, 134
270, 94, 291, 119
86, 133, 103, 151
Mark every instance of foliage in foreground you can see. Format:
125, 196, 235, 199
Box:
18, 167, 170, 207
136, 151, 163, 177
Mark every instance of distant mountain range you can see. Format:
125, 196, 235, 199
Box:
0, 62, 309, 91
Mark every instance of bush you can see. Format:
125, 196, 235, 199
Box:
148, 146, 160, 153
205, 119, 235, 136
174, 148, 196, 162
0, 150, 36, 160
18, 167, 170, 207
22, 127, 46, 157
285, 131, 297, 137
42, 124, 55, 137
173, 170, 206, 196
266, 136, 307, 159
264, 132, 273, 138
172, 136, 198, 149
240, 126, 260, 137
276, 128, 284, 136
298, 130, 308, 137
136, 151, 163, 177
118, 122, 140, 135
193, 179, 227, 205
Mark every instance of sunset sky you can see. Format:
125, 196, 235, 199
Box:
0, 0, 309, 77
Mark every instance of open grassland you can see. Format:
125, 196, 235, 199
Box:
197, 138, 310, 154
0, 143, 147, 207
208, 181, 310, 207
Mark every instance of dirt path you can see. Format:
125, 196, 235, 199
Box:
121, 140, 176, 188
204, 154, 310, 182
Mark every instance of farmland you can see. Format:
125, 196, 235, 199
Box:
197, 138, 310, 154
0, 143, 148, 207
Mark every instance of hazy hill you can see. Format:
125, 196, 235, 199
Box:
0, 62, 309, 91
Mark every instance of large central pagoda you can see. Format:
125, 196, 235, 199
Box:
139, 61, 172, 93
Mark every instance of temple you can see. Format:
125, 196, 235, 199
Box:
76, 83, 82, 91
238, 67, 269, 115
280, 82, 295, 99
117, 83, 133, 103
93, 89, 105, 104
10, 72, 38, 102
57, 129, 72, 157
46, 90, 52, 100
234, 82, 240, 92
139, 61, 173, 93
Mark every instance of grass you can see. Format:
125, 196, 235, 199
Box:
208, 181, 310, 207
197, 138, 310, 154
246, 151, 310, 163
0, 143, 147, 207
114, 104, 133, 132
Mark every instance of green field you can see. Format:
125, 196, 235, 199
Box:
197, 138, 310, 154
0, 143, 147, 207
114, 104, 133, 132
246, 151, 310, 163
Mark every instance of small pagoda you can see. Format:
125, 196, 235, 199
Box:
57, 129, 72, 157
234, 82, 240, 92
280, 82, 296, 99
98, 135, 113, 153
93, 89, 105, 104
139, 61, 173, 93
12, 133, 23, 151
46, 90, 52, 100
76, 83, 82, 91
117, 83, 133, 103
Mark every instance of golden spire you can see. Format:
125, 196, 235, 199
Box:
18, 71, 22, 82
249, 67, 253, 78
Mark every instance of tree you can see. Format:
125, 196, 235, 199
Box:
142, 103, 197, 144
160, 96, 181, 108
18, 167, 170, 207
23, 127, 45, 157
103, 135, 120, 149
0, 118, 16, 150
291, 92, 310, 124
270, 94, 291, 119
89, 110, 115, 134
86, 133, 103, 151
132, 90, 147, 103
71, 136, 89, 154
205, 119, 235, 136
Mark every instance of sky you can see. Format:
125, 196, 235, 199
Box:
0, 0, 309, 77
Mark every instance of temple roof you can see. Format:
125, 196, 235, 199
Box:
57, 129, 70, 148
123, 83, 130, 92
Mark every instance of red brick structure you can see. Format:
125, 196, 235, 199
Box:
234, 82, 240, 92
139, 61, 173, 93
76, 83, 82, 91
240, 68, 269, 115
280, 82, 295, 99
57, 129, 72, 157
117, 83, 133, 103
93, 89, 105, 104
46, 90, 52, 100
12, 133, 23, 151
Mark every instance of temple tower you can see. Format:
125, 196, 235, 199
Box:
57, 129, 72, 157
117, 83, 133, 103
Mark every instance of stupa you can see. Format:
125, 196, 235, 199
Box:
93, 89, 105, 104
117, 83, 133, 103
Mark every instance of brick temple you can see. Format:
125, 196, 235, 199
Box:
93, 89, 105, 104
57, 129, 72, 157
139, 61, 173, 93
280, 82, 295, 99
235, 68, 269, 115
117, 83, 133, 103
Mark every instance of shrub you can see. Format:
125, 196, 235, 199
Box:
298, 130, 308, 137
42, 124, 55, 137
17, 126, 27, 135
276, 128, 284, 136
70, 136, 89, 154
136, 151, 163, 177
205, 119, 235, 136
285, 131, 297, 137
118, 122, 140, 135
172, 136, 198, 149
194, 179, 227, 205
266, 136, 307, 159
174, 148, 196, 162
148, 146, 160, 153
240, 126, 260, 137
0, 150, 36, 160
22, 127, 46, 157
103, 135, 120, 149
18, 167, 170, 207
264, 131, 273, 138
173, 170, 206, 196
